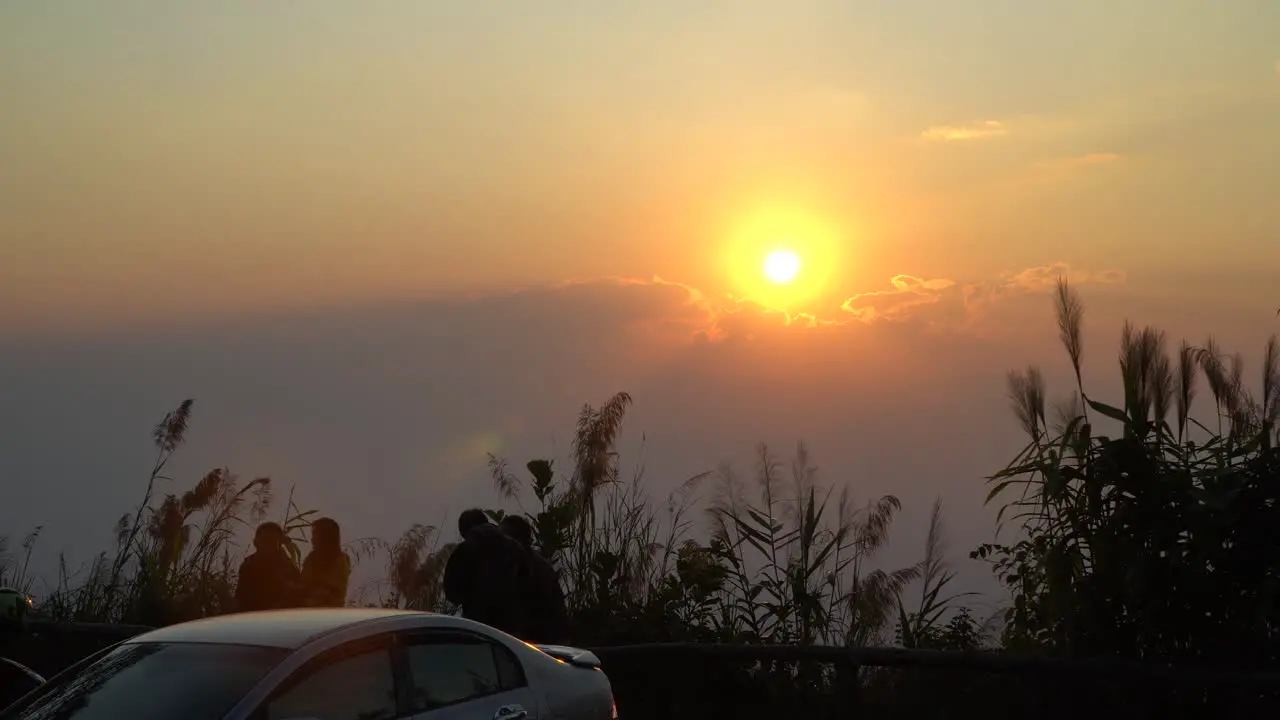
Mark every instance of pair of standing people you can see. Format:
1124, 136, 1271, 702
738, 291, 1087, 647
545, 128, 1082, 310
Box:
442, 509, 568, 645
236, 517, 351, 612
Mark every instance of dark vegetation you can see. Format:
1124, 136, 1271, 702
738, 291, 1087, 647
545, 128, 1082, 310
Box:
4, 279, 1280, 717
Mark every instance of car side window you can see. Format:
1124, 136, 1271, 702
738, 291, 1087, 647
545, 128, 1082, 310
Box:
403, 632, 526, 713
261, 640, 399, 720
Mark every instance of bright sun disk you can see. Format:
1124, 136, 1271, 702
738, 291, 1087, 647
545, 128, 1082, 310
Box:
763, 249, 801, 284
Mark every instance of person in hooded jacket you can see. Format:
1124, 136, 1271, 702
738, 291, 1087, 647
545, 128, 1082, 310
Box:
301, 517, 351, 607
443, 509, 530, 637
236, 522, 302, 611
499, 515, 569, 645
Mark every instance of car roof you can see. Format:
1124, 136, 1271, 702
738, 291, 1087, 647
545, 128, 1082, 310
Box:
125, 608, 442, 649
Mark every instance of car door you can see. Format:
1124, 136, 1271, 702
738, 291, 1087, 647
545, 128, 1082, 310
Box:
399, 629, 540, 720
251, 633, 408, 720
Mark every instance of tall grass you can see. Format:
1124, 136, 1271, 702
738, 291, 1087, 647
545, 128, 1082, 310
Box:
706, 443, 916, 646
466, 393, 937, 647
12, 395, 976, 652
896, 500, 983, 650
0, 527, 40, 593
27, 401, 323, 625
978, 278, 1280, 667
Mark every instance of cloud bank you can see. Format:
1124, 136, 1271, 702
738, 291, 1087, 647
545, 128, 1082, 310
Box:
564, 261, 1126, 340
0, 261, 1127, 599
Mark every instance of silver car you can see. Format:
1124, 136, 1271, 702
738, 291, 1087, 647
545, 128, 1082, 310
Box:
1, 608, 617, 720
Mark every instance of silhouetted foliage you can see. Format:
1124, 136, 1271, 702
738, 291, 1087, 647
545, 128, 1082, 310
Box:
447, 397, 920, 649
27, 401, 324, 626
976, 279, 1280, 670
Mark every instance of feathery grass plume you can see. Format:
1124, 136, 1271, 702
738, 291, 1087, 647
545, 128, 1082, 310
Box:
1196, 337, 1230, 434
1226, 352, 1250, 439
897, 499, 979, 649
1055, 277, 1085, 398
152, 399, 193, 452
110, 399, 196, 603
1147, 330, 1175, 433
1176, 340, 1197, 442
569, 392, 632, 551
1117, 322, 1170, 431
1050, 392, 1083, 436
1263, 334, 1280, 448
1007, 366, 1046, 442
488, 454, 521, 500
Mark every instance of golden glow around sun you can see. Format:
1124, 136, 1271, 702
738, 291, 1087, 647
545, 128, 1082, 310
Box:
764, 250, 801, 284
721, 204, 845, 310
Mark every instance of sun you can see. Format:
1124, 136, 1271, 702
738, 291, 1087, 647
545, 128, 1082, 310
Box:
763, 249, 801, 285
719, 203, 847, 310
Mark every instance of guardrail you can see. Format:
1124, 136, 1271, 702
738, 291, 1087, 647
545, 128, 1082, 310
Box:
591, 643, 1280, 719
594, 642, 1280, 685
6, 622, 1279, 718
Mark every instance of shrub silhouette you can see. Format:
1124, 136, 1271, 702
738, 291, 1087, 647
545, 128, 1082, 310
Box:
976, 278, 1280, 671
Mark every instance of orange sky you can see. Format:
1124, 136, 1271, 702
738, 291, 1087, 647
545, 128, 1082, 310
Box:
3, 2, 1280, 333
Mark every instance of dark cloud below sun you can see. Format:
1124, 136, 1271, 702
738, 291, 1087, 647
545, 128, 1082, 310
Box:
0, 262, 1127, 601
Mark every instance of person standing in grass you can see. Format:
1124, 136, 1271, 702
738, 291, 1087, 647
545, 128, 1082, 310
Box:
499, 515, 569, 645
443, 509, 530, 637
301, 517, 351, 607
236, 522, 302, 611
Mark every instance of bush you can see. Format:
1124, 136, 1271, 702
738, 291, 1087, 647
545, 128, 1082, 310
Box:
975, 279, 1280, 669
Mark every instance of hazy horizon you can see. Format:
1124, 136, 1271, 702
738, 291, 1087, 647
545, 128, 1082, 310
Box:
3, 2, 1279, 604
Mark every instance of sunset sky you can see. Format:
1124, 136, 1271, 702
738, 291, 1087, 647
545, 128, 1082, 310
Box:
2, 2, 1279, 600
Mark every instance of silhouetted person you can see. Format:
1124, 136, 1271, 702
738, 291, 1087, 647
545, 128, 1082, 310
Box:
236, 522, 301, 611
301, 517, 351, 607
499, 515, 569, 645
443, 509, 530, 637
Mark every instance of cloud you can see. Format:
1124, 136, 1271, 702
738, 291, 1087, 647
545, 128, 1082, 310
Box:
509, 261, 1126, 343
839, 276, 958, 322
921, 120, 1008, 142
839, 262, 1125, 328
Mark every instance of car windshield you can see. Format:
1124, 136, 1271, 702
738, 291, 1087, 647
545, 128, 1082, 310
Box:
2, 641, 288, 720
